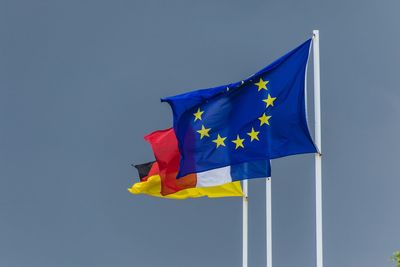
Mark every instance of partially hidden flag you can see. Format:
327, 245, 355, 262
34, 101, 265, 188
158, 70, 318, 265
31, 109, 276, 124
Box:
129, 128, 270, 197
162, 39, 317, 177
128, 160, 243, 199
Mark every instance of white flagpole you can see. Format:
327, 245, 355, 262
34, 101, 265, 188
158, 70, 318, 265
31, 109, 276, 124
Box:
312, 29, 323, 267
242, 179, 248, 267
266, 177, 272, 267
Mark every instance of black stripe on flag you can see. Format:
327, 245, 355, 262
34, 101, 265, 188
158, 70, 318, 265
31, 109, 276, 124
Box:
133, 161, 156, 181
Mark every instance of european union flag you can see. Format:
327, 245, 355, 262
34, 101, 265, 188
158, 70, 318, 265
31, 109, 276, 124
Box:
162, 39, 317, 178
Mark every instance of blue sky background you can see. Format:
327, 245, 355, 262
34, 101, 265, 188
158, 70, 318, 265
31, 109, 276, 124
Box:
1, 0, 400, 266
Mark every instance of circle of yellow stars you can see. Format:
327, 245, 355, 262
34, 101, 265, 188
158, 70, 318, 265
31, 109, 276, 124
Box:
193, 78, 276, 149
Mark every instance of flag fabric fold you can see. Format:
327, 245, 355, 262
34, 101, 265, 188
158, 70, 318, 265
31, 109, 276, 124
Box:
162, 39, 317, 177
133, 128, 270, 197
128, 161, 245, 199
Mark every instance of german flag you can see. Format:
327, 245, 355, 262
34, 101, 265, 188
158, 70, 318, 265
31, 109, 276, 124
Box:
128, 128, 244, 199
129, 128, 269, 199
129, 160, 243, 199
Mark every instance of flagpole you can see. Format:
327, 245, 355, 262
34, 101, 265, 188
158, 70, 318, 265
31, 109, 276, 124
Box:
242, 179, 248, 267
266, 177, 272, 267
312, 29, 323, 267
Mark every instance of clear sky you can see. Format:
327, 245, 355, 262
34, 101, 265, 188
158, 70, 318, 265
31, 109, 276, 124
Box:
1, 0, 399, 266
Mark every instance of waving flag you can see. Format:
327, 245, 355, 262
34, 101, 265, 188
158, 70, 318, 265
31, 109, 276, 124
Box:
128, 160, 246, 199
162, 39, 316, 177
129, 128, 269, 197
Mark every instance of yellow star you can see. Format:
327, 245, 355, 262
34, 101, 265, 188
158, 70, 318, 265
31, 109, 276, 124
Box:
196, 125, 211, 139
262, 94, 277, 108
247, 127, 260, 142
255, 78, 269, 91
258, 113, 272, 126
193, 108, 204, 121
212, 134, 227, 148
232, 135, 245, 149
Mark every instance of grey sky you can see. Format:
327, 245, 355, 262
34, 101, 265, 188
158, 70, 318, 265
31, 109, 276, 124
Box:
1, 0, 400, 266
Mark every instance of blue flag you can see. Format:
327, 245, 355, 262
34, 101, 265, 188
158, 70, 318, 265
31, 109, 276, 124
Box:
162, 39, 317, 178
